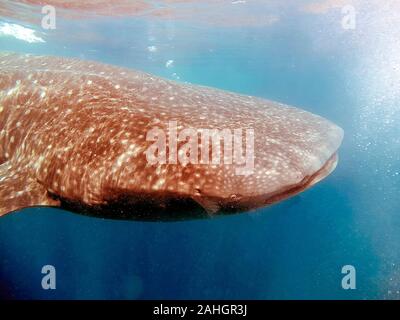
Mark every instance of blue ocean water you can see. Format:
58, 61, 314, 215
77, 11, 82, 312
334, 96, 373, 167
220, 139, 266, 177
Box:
1, 1, 400, 299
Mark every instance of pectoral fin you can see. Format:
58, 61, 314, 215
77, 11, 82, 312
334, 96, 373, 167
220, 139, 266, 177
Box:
0, 162, 60, 216
191, 195, 220, 215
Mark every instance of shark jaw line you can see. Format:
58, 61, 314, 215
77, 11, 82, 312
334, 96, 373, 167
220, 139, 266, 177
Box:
42, 153, 339, 222
216, 152, 340, 214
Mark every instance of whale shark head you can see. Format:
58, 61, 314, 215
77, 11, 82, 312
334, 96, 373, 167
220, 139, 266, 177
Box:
0, 52, 343, 221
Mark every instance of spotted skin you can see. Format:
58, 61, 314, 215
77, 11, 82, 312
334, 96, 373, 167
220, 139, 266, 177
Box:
0, 52, 343, 220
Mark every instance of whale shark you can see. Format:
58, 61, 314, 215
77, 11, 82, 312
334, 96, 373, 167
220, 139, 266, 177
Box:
0, 52, 343, 221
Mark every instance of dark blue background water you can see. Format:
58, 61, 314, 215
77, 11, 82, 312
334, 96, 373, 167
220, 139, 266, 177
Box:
1, 1, 399, 299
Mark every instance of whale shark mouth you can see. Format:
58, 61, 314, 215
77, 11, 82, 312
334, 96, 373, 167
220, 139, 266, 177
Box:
232, 152, 339, 212
50, 153, 339, 222
198, 152, 339, 215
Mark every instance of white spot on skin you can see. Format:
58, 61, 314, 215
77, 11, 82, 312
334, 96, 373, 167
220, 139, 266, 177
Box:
7, 88, 17, 96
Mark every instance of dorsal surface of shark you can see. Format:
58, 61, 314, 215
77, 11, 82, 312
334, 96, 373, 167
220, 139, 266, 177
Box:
0, 52, 343, 220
